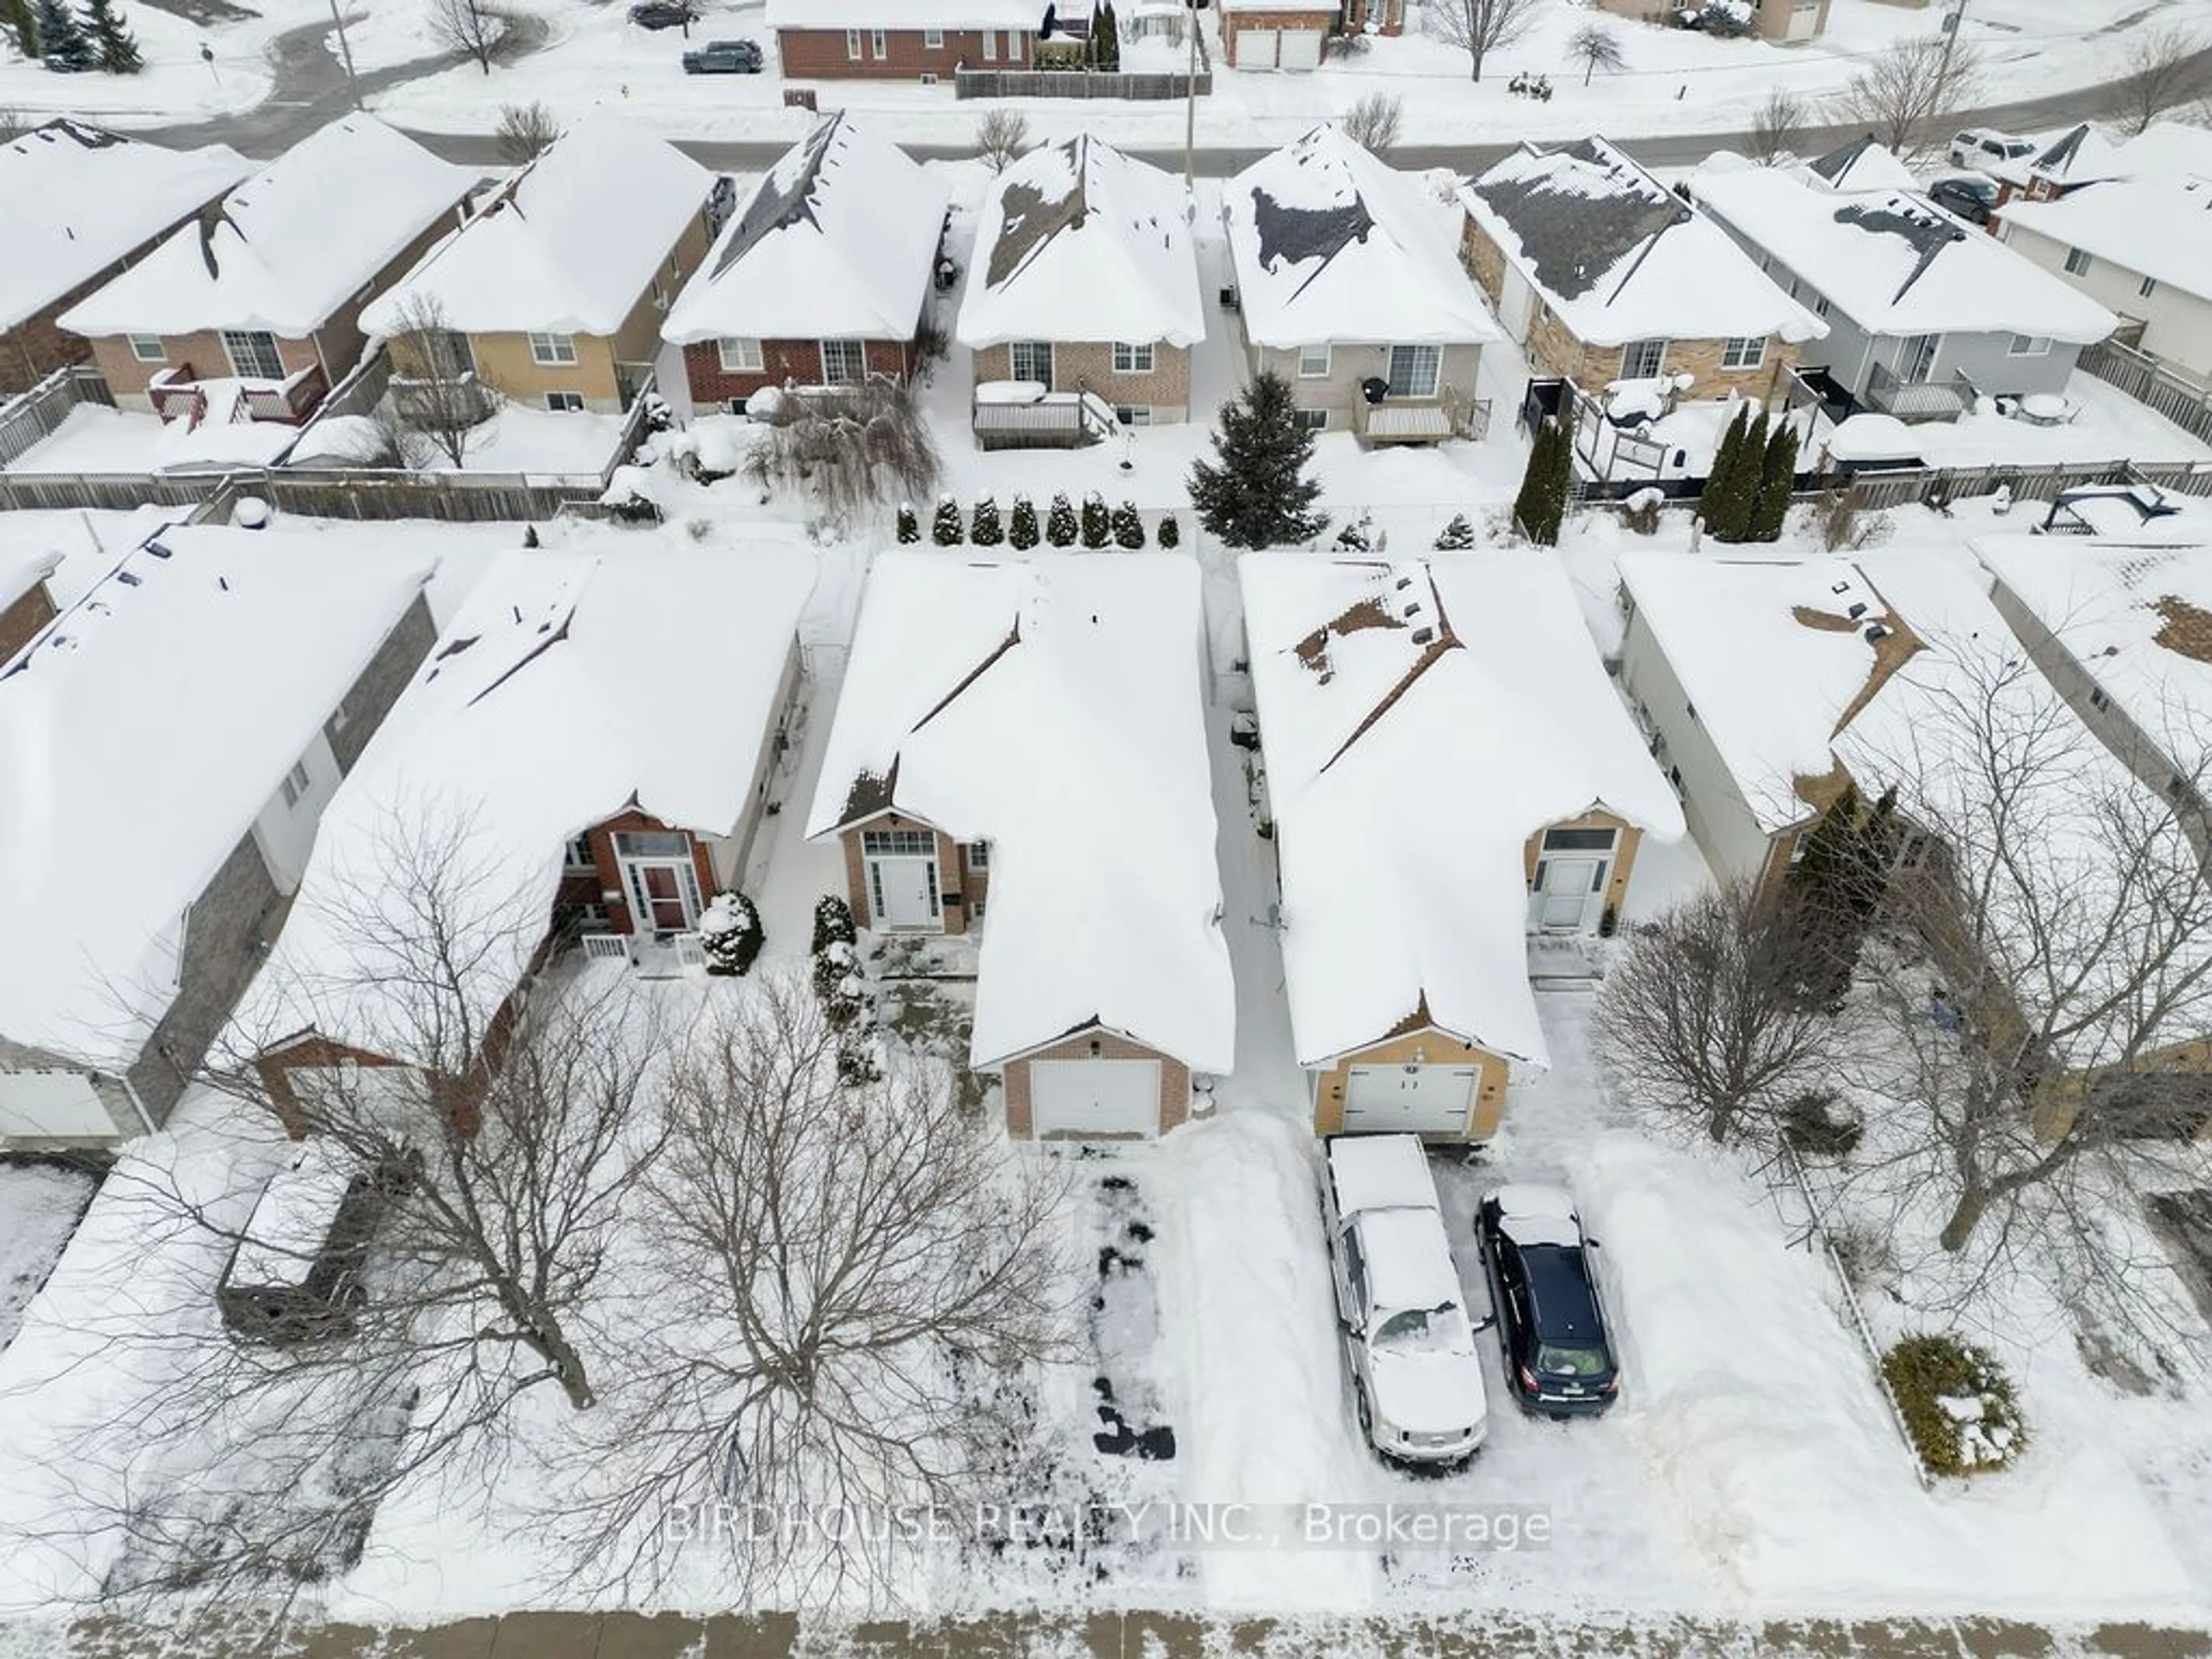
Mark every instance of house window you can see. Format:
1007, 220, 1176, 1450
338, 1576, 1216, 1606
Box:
327, 694, 351, 736
545, 391, 585, 412
862, 828, 937, 857
1721, 335, 1767, 372
966, 840, 991, 869
565, 834, 597, 870
1115, 406, 1152, 426
127, 333, 166, 363
924, 25, 944, 46
718, 336, 764, 373
1297, 342, 1331, 378
2008, 334, 2051, 356
614, 831, 691, 859
279, 758, 312, 809
1112, 341, 1154, 374
221, 329, 284, 380
820, 338, 867, 384
982, 28, 997, 59
2088, 685, 2110, 712
2140, 275, 2158, 299
1010, 340, 1054, 384
2065, 246, 2092, 276
1812, 295, 1831, 319
1541, 826, 1619, 853
1385, 343, 1441, 399
529, 331, 578, 366
1619, 338, 1666, 380
870, 28, 886, 56
1297, 409, 1328, 431
846, 28, 862, 58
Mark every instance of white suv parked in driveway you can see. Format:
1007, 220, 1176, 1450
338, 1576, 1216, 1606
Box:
1949, 128, 2036, 170
1321, 1134, 1490, 1464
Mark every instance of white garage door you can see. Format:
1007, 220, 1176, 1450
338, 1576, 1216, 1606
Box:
1342, 1065, 1479, 1134
1030, 1058, 1162, 1138
0, 1070, 115, 1139
1277, 27, 1323, 69
1237, 26, 1278, 67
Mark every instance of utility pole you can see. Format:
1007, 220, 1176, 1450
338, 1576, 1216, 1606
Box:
1183, 0, 1196, 197
1936, 0, 1968, 96
327, 0, 362, 109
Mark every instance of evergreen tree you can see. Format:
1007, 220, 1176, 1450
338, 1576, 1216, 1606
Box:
1080, 491, 1111, 549
1111, 499, 1145, 548
1187, 371, 1328, 550
1434, 512, 1476, 550
1783, 783, 1900, 1008
80, 0, 139, 72
1089, 0, 1119, 69
1748, 420, 1800, 544
1045, 491, 1078, 547
931, 494, 964, 546
1511, 419, 1555, 544
896, 502, 921, 544
970, 494, 1003, 546
32, 0, 89, 69
1513, 407, 1573, 546
1008, 494, 1039, 550
1, 0, 38, 57
1156, 513, 1180, 549
1712, 411, 1768, 543
1697, 404, 1749, 538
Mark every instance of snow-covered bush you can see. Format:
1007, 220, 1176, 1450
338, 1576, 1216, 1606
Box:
1333, 513, 1376, 553
896, 502, 921, 544
1882, 1335, 2027, 1476
812, 939, 866, 1029
1433, 513, 1476, 550
971, 495, 1004, 546
1080, 492, 1111, 550
1046, 491, 1078, 547
1157, 513, 1180, 549
1111, 499, 1146, 549
811, 893, 858, 955
1623, 487, 1665, 536
1681, 0, 1754, 36
932, 494, 964, 546
696, 891, 764, 977
1009, 495, 1040, 549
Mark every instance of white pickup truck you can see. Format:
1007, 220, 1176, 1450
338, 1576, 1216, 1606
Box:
1321, 1134, 1490, 1464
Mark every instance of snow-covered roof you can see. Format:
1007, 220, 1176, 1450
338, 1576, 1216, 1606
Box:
0, 527, 433, 1069
805, 552, 1232, 1074
0, 122, 251, 332
1224, 125, 1499, 350
1241, 553, 1684, 1071
1463, 138, 1823, 350
1998, 175, 2212, 301
1327, 1132, 1438, 1218
2007, 123, 2128, 190
1688, 166, 2117, 344
662, 114, 947, 345
1798, 136, 1919, 196
2106, 120, 2212, 183
766, 0, 1039, 26
360, 118, 709, 340
57, 116, 478, 340
1975, 536, 2212, 772
248, 541, 815, 1056
957, 135, 1205, 350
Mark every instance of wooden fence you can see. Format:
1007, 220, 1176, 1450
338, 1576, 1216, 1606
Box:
1838, 459, 2137, 512
0, 366, 114, 471
2078, 338, 2212, 448
955, 67, 1209, 99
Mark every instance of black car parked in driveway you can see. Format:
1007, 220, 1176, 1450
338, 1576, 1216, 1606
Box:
630, 1, 698, 28
1927, 172, 2000, 226
683, 37, 763, 71
1476, 1184, 1620, 1418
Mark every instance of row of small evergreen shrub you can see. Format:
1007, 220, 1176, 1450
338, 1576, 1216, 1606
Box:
899, 495, 1181, 550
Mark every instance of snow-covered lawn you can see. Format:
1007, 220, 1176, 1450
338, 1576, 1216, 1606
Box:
2, 403, 299, 475
291, 403, 631, 478
0, 1162, 99, 1352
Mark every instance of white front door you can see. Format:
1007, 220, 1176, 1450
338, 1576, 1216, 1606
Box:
625, 859, 702, 933
1499, 266, 1535, 342
869, 857, 941, 930
1029, 1058, 1162, 1137
1899, 334, 1938, 383
1277, 26, 1322, 69
1530, 855, 1604, 933
1238, 26, 1278, 66
1342, 1065, 1480, 1134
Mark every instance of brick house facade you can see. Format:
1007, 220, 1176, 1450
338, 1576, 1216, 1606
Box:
683, 335, 916, 411
777, 22, 1030, 79
2, 228, 183, 397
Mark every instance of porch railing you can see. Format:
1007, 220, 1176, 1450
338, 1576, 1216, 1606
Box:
1863, 360, 1977, 423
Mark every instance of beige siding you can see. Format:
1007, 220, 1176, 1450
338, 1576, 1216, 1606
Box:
1311, 1027, 1512, 1139
970, 340, 1193, 421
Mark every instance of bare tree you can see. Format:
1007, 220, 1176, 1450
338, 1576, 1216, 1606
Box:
1597, 880, 1840, 1146
427, 0, 507, 73
0, 107, 29, 143
2104, 24, 2209, 137
495, 99, 562, 166
741, 378, 942, 532
1340, 90, 1404, 158
1844, 643, 2212, 1255
381, 291, 492, 470
1568, 22, 1625, 86
1422, 0, 1541, 83
546, 972, 1073, 1601
974, 107, 1030, 175
1834, 36, 1983, 161
1748, 86, 1808, 165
